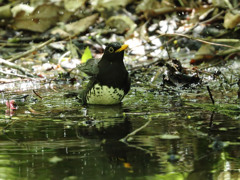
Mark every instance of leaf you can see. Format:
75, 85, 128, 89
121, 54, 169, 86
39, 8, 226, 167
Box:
0, 4, 12, 19
66, 42, 79, 59
81, 46, 92, 63
136, 0, 161, 14
212, 0, 232, 8
13, 4, 71, 32
64, 0, 87, 12
11, 4, 34, 17
90, 0, 133, 10
194, 44, 215, 60
65, 13, 98, 35
223, 11, 240, 29
106, 15, 137, 35
51, 28, 71, 38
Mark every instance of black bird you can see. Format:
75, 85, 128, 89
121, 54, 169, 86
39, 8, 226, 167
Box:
164, 59, 200, 87
78, 42, 130, 105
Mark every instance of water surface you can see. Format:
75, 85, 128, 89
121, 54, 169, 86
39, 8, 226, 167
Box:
0, 85, 239, 180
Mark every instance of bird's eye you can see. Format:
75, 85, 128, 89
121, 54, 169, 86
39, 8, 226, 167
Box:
108, 47, 114, 53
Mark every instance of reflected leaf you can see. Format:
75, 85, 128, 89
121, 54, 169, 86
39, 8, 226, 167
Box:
63, 176, 78, 180
219, 127, 228, 131
157, 134, 180, 140
144, 172, 188, 180
48, 156, 63, 163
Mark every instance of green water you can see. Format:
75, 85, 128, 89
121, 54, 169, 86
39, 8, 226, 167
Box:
0, 85, 239, 180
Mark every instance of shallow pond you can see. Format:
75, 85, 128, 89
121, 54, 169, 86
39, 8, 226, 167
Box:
0, 83, 239, 180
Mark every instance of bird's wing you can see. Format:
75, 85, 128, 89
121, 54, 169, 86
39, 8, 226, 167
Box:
78, 77, 96, 105
78, 58, 99, 76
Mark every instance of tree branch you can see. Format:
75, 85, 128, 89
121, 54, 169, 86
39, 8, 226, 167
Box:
0, 58, 34, 77
7, 37, 56, 62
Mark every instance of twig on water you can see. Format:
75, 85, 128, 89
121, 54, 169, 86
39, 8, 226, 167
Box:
207, 86, 215, 105
120, 117, 152, 142
33, 90, 42, 99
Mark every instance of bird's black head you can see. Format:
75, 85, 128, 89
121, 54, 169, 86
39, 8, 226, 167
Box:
102, 42, 128, 62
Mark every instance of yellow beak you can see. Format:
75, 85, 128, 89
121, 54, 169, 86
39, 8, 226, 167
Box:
115, 44, 128, 53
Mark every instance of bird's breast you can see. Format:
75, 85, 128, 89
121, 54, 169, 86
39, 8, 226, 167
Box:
86, 84, 124, 105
